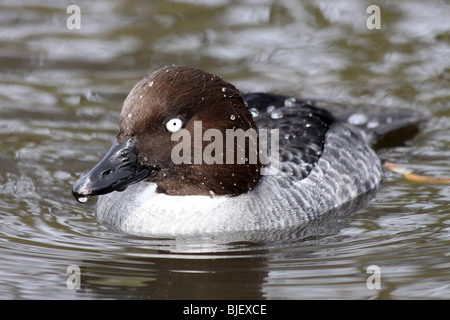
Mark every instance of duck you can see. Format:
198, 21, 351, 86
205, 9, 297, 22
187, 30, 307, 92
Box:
72, 65, 422, 236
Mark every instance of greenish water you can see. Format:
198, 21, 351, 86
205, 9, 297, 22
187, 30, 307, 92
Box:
0, 0, 448, 299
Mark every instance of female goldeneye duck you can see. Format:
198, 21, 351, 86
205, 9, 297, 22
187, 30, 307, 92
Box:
72, 65, 424, 236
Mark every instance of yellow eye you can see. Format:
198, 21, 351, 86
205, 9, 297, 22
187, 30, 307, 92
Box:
165, 118, 183, 133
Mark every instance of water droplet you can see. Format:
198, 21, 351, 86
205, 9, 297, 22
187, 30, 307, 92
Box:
250, 108, 259, 118
305, 123, 311, 128
222, 87, 226, 92
267, 105, 276, 113
139, 94, 143, 99
284, 97, 297, 107
230, 114, 236, 120
148, 81, 154, 87
209, 190, 216, 198
77, 197, 89, 203
348, 113, 367, 126
127, 112, 132, 118
367, 120, 380, 129
271, 110, 284, 119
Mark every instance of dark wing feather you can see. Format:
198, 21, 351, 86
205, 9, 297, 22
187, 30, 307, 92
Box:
242, 93, 334, 180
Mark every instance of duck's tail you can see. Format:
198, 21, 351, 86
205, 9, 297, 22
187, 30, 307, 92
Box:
300, 98, 426, 146
338, 110, 427, 146
339, 109, 450, 184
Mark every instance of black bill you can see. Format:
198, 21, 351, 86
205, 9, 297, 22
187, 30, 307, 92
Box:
72, 138, 155, 203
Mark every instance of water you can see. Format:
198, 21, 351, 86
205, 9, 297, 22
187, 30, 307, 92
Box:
0, 0, 449, 300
